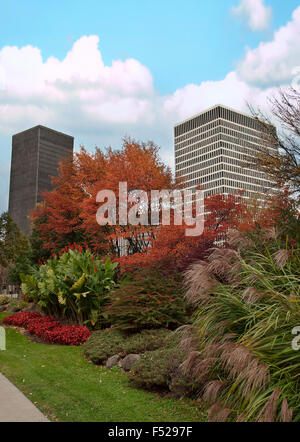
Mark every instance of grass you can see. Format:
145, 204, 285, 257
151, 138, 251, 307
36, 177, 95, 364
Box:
0, 313, 205, 422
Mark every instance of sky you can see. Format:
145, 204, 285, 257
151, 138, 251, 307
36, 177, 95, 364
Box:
0, 0, 300, 213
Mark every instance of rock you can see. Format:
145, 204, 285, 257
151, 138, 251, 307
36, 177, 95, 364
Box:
120, 354, 141, 371
106, 354, 121, 369
6, 306, 20, 313
0, 305, 8, 312
23, 304, 40, 313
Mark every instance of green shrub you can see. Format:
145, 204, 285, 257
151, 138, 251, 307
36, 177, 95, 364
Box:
0, 294, 10, 305
20, 248, 118, 326
128, 334, 197, 396
83, 328, 171, 365
17, 300, 29, 310
104, 267, 189, 332
7, 299, 29, 311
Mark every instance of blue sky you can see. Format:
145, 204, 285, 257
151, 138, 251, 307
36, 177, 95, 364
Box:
0, 0, 300, 212
1, 0, 299, 93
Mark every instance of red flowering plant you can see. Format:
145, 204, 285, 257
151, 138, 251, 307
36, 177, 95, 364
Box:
20, 247, 118, 327
2, 312, 40, 328
2, 312, 90, 345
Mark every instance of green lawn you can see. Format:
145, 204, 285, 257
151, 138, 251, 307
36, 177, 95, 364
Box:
0, 312, 205, 422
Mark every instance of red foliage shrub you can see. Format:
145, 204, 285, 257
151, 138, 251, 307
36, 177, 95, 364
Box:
2, 312, 90, 346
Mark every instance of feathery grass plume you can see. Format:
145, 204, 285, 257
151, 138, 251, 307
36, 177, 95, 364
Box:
272, 249, 291, 268
181, 352, 216, 384
202, 380, 225, 405
228, 229, 254, 250
208, 403, 233, 422
227, 259, 243, 284
280, 398, 293, 423
214, 408, 233, 422
262, 227, 278, 241
175, 325, 199, 352
257, 388, 280, 422
206, 248, 238, 281
184, 261, 216, 305
242, 359, 270, 398
181, 221, 300, 421
190, 357, 218, 383
241, 287, 263, 304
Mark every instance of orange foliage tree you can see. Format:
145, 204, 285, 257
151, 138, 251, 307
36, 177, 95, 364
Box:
31, 137, 295, 270
31, 139, 178, 256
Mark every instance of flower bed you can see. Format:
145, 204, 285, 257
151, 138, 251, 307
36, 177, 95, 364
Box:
2, 312, 91, 346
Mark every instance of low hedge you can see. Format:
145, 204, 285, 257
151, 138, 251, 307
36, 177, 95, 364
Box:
0, 294, 9, 305
128, 335, 198, 396
2, 312, 91, 346
83, 328, 171, 365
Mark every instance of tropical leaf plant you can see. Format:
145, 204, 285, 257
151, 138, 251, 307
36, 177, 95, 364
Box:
20, 248, 118, 326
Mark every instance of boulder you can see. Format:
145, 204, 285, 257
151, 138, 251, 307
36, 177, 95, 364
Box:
0, 305, 8, 312
23, 304, 40, 313
120, 354, 141, 371
106, 354, 121, 369
6, 306, 20, 313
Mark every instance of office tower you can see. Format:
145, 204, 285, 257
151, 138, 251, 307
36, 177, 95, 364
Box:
9, 125, 74, 235
174, 104, 276, 198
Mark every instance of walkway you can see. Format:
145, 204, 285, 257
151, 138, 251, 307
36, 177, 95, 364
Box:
0, 373, 49, 422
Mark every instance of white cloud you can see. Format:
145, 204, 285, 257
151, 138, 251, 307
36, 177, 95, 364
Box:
1, 5, 300, 212
237, 6, 300, 87
232, 0, 272, 31
0, 35, 154, 128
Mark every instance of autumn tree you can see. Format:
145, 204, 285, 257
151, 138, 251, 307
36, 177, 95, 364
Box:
118, 192, 250, 273
30, 152, 108, 254
31, 139, 179, 256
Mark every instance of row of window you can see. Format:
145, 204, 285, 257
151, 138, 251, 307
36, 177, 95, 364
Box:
175, 155, 224, 176
174, 116, 267, 146
174, 126, 266, 157
175, 138, 258, 165
176, 146, 256, 171
222, 161, 269, 180
184, 169, 272, 188
174, 119, 221, 144
175, 136, 222, 161
180, 161, 270, 182
186, 177, 268, 193
222, 134, 266, 152
175, 126, 222, 151
220, 119, 276, 147
204, 187, 268, 199
174, 106, 265, 137
175, 144, 223, 167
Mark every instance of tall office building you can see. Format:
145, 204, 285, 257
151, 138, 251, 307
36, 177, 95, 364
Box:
9, 125, 74, 235
174, 105, 276, 198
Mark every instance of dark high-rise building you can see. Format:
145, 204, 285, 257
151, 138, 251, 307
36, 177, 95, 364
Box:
9, 125, 74, 235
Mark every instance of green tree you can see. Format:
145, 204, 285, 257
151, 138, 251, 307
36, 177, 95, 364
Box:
0, 212, 28, 268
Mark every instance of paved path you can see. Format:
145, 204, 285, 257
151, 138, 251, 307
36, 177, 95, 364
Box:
0, 373, 49, 422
